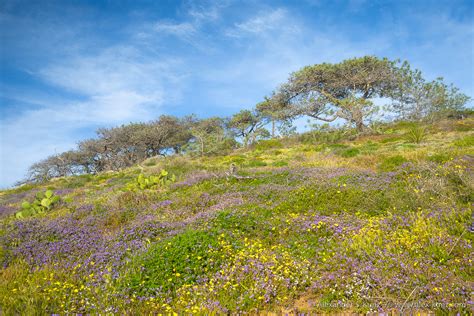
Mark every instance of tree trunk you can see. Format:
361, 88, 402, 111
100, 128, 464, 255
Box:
271, 119, 275, 138
351, 105, 366, 133
356, 120, 366, 132
200, 137, 204, 157
243, 135, 249, 147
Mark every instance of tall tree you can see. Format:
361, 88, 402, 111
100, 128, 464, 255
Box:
256, 97, 294, 138
272, 56, 399, 132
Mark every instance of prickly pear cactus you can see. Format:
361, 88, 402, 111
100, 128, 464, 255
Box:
15, 190, 60, 219
129, 170, 176, 191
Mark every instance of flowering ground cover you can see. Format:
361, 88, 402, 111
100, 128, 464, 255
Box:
0, 118, 472, 314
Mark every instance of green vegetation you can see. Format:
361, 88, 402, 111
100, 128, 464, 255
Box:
1, 55, 472, 314
379, 155, 408, 171
128, 170, 176, 191
15, 190, 60, 218
1, 117, 472, 314
405, 125, 427, 143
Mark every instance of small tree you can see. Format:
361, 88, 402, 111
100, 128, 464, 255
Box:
390, 62, 470, 121
227, 110, 267, 147
189, 117, 235, 156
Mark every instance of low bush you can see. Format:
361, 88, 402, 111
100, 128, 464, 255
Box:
339, 148, 360, 158
244, 160, 267, 167
272, 160, 289, 167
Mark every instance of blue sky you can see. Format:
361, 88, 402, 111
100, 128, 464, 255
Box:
1, 0, 473, 187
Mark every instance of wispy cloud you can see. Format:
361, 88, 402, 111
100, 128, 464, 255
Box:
226, 8, 293, 37
202, 8, 382, 108
153, 21, 197, 39
186, 0, 227, 22
1, 39, 187, 187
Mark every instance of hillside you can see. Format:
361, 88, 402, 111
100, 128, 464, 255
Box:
1, 118, 473, 314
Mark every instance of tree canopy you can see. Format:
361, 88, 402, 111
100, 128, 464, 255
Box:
270, 56, 400, 131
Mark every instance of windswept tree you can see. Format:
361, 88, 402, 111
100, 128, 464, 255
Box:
26, 150, 84, 182
95, 123, 147, 170
227, 110, 268, 147
27, 157, 57, 183
77, 138, 108, 173
256, 97, 295, 138
140, 115, 193, 156
272, 56, 399, 132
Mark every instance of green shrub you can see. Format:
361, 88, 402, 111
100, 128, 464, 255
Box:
160, 157, 199, 178
227, 156, 246, 165
327, 143, 349, 150
393, 121, 418, 130
396, 143, 416, 150
244, 160, 267, 167
326, 144, 360, 158
143, 159, 158, 167
378, 155, 408, 172
383, 128, 396, 135
379, 136, 401, 144
405, 126, 427, 144
64, 174, 94, 188
15, 190, 60, 219
453, 120, 473, 132
300, 125, 355, 144
360, 142, 380, 153
427, 153, 451, 164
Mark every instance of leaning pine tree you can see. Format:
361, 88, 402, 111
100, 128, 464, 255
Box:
271, 56, 399, 132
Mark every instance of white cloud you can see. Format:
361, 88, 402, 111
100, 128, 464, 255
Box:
185, 0, 229, 22
227, 8, 290, 37
200, 9, 384, 109
1, 106, 81, 188
0, 44, 188, 187
39, 47, 176, 95
35, 45, 189, 123
153, 21, 197, 39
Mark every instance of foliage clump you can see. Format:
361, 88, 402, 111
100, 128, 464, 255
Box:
15, 190, 60, 218
405, 125, 427, 144
128, 170, 176, 191
126, 230, 225, 295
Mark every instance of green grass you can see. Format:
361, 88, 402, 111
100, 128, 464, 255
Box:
378, 155, 408, 171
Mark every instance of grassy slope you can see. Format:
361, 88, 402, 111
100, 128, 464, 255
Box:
0, 118, 473, 314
